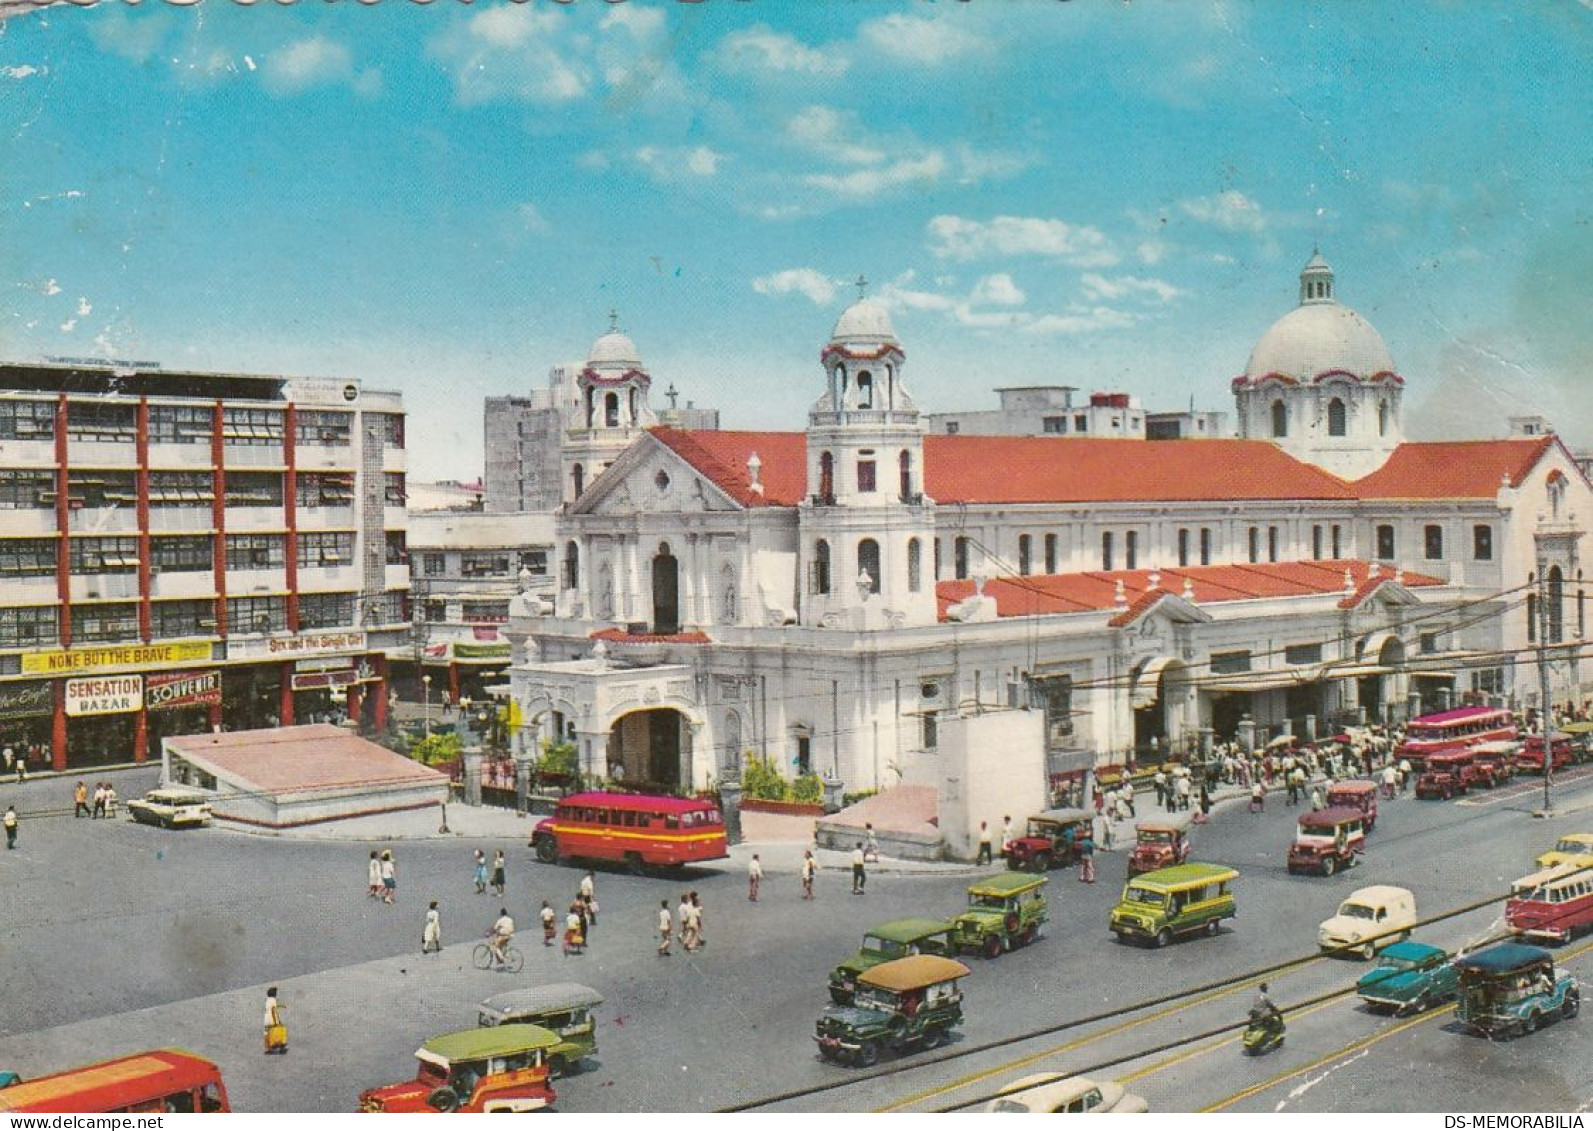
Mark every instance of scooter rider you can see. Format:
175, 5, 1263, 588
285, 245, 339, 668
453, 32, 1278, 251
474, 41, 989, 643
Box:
1250, 982, 1284, 1034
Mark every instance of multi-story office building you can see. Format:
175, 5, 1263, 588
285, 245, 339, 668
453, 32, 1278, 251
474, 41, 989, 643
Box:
0, 361, 411, 770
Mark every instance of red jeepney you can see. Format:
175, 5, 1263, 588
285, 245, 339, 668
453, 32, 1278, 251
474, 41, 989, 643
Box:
530, 791, 728, 873
1518, 733, 1573, 775
1325, 780, 1379, 830
1127, 815, 1193, 876
1414, 750, 1483, 799
1286, 807, 1365, 876
0, 1050, 229, 1113
1469, 740, 1519, 788
1397, 707, 1517, 772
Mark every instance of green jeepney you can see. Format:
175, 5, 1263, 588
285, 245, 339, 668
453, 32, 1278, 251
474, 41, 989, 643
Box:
951, 872, 1049, 959
814, 955, 971, 1068
1109, 862, 1238, 948
477, 984, 604, 1077
828, 918, 956, 1005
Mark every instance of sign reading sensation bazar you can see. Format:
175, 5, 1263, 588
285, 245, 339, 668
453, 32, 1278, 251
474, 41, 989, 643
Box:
23, 641, 212, 677
227, 631, 367, 661
65, 676, 144, 717
145, 670, 222, 712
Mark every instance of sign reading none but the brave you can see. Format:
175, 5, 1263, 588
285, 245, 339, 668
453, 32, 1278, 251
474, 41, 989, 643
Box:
64, 675, 144, 717
145, 670, 222, 712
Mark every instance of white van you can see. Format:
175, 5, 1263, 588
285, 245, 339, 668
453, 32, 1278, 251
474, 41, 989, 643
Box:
1317, 884, 1417, 958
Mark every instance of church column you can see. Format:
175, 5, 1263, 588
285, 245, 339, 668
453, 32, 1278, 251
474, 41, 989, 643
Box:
684, 532, 702, 628
624, 534, 642, 623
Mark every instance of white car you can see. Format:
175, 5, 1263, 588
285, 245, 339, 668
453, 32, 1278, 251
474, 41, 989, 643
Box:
1318, 884, 1417, 959
986, 1073, 1149, 1113
126, 787, 213, 829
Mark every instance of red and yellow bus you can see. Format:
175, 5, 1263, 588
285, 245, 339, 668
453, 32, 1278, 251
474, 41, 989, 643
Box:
530, 791, 728, 873
0, 1049, 229, 1113
1396, 706, 1516, 770
1506, 862, 1593, 945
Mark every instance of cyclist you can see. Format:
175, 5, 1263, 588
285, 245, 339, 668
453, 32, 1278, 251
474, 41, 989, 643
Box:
487, 908, 515, 967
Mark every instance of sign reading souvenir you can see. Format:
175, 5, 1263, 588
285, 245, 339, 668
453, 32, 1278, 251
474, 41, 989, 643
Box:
227, 631, 367, 661
290, 668, 358, 692
23, 641, 213, 677
65, 675, 144, 717
145, 670, 222, 712
0, 682, 53, 721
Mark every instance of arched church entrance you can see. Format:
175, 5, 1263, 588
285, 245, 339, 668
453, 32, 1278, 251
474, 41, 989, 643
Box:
607, 707, 690, 789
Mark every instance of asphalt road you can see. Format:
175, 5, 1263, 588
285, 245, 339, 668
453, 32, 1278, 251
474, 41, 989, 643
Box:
2, 765, 1591, 1111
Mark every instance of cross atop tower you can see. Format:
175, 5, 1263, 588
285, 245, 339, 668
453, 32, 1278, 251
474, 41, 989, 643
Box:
665, 382, 679, 410
607, 309, 620, 332
854, 274, 869, 301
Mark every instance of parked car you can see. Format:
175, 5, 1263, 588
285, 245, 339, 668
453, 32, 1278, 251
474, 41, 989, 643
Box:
950, 872, 1048, 959
1535, 832, 1593, 871
1318, 885, 1417, 958
1128, 814, 1192, 876
358, 1025, 558, 1112
1109, 862, 1239, 948
813, 955, 970, 1067
1454, 943, 1579, 1037
827, 918, 956, 1005
126, 787, 213, 830
985, 1073, 1149, 1113
1286, 807, 1364, 876
1004, 808, 1093, 872
1325, 780, 1379, 830
477, 984, 603, 1078
1356, 941, 1458, 1013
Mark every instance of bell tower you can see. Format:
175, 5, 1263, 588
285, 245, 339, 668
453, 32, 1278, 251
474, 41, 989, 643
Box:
563, 313, 655, 505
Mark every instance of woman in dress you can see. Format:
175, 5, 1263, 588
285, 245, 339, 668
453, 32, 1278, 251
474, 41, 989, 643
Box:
473, 849, 488, 895
367, 851, 382, 898
380, 849, 397, 904
491, 849, 507, 897
263, 987, 287, 1054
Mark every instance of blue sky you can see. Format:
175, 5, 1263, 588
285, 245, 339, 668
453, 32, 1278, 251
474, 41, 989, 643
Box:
3, 2, 1590, 480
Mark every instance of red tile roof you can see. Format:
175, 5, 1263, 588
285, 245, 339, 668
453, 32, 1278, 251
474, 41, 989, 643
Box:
1351, 437, 1554, 499
166, 724, 446, 795
935, 559, 1444, 621
650, 428, 808, 507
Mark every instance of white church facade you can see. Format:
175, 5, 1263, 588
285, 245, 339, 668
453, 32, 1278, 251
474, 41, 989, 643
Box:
504, 254, 1590, 796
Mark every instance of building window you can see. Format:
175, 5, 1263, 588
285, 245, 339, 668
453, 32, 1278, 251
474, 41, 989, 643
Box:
563, 542, 580, 589
1548, 566, 1564, 644
1378, 401, 1389, 436
520, 550, 548, 575
572, 464, 584, 498
221, 406, 284, 446
1199, 527, 1212, 566
1285, 643, 1324, 666
1267, 526, 1278, 562
1376, 524, 1395, 560
0, 469, 55, 510
150, 536, 212, 573
1125, 531, 1138, 570
1102, 532, 1114, 571
1527, 592, 1537, 643
856, 458, 876, 493
148, 404, 213, 445
370, 413, 405, 448
71, 602, 140, 643
954, 536, 970, 580
604, 393, 619, 428
385, 531, 408, 567
933, 537, 942, 580
69, 536, 140, 574
1424, 524, 1443, 560
922, 708, 939, 750
297, 531, 353, 569
0, 539, 57, 578
1312, 525, 1323, 560
1018, 534, 1032, 575
856, 371, 874, 409
899, 450, 913, 501
1177, 529, 1190, 568
422, 552, 447, 577
1210, 649, 1252, 675
1074, 414, 1088, 433
294, 410, 352, 446
299, 592, 357, 630
944, 422, 959, 434
857, 538, 881, 593
811, 539, 831, 595
1271, 400, 1288, 438
1331, 524, 1342, 558
1044, 533, 1058, 574
0, 605, 57, 648
151, 599, 214, 640
818, 451, 834, 502
295, 472, 353, 509
225, 534, 285, 571
907, 538, 922, 592
458, 599, 508, 625
1247, 527, 1259, 564
0, 400, 56, 441
384, 473, 406, 506
1043, 416, 1066, 434
68, 470, 137, 509
66, 402, 136, 443
459, 552, 511, 577
1473, 525, 1493, 561
148, 471, 214, 506
364, 592, 409, 626
227, 594, 288, 635
1328, 397, 1347, 437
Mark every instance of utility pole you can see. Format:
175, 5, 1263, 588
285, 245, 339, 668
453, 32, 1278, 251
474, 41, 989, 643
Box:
1537, 565, 1555, 817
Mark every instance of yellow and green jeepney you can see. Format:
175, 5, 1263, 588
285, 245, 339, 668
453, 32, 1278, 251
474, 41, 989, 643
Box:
951, 872, 1048, 959
1109, 862, 1238, 948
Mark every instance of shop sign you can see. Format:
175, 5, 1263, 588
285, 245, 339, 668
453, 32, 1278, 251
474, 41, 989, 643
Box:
455, 641, 511, 660
65, 675, 144, 717
290, 668, 358, 692
145, 670, 222, 712
227, 631, 367, 661
0, 682, 53, 721
23, 641, 212, 677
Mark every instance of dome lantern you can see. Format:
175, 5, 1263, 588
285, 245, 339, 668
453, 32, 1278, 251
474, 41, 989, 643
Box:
1299, 249, 1335, 305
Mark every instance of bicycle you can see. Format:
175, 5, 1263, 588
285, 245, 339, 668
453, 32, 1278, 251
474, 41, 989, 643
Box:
472, 938, 524, 974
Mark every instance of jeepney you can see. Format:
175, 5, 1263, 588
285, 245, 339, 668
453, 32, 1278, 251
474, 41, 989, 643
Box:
477, 984, 603, 1077
1128, 814, 1192, 876
1004, 808, 1094, 872
1286, 807, 1364, 876
1109, 862, 1238, 948
1469, 740, 1520, 788
827, 918, 957, 1005
1414, 751, 1481, 799
1455, 943, 1579, 1037
359, 1025, 558, 1113
1325, 780, 1379, 830
950, 872, 1048, 959
814, 955, 971, 1067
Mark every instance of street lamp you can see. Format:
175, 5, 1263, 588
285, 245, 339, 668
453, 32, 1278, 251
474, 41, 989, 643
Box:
422, 673, 432, 738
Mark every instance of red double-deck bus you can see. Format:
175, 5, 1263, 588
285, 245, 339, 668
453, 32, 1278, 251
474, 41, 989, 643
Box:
1506, 862, 1593, 944
530, 791, 728, 873
0, 1049, 229, 1113
1396, 706, 1517, 771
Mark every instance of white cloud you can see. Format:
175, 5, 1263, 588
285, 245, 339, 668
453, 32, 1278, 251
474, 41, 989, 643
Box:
752, 269, 842, 307
717, 25, 848, 77
1080, 273, 1183, 304
76, 297, 92, 317
43, 278, 61, 296
1177, 190, 1269, 234
786, 106, 885, 167
857, 14, 986, 64
806, 152, 947, 199
516, 202, 550, 235
926, 214, 1118, 267
428, 9, 589, 106
59, 318, 77, 333
600, 5, 665, 40
2, 65, 40, 80
1136, 239, 1168, 266
1024, 307, 1137, 336
87, 11, 167, 65
687, 147, 721, 177
262, 36, 353, 96
634, 145, 723, 182
969, 273, 1026, 307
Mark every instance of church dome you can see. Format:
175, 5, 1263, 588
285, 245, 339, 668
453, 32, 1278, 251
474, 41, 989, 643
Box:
588, 330, 642, 369
830, 298, 898, 349
1243, 254, 1395, 381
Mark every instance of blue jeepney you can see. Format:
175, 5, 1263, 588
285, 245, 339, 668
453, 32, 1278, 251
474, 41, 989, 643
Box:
1454, 943, 1579, 1037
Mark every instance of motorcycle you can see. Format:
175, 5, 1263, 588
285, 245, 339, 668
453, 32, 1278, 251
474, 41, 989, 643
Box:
1242, 1006, 1285, 1055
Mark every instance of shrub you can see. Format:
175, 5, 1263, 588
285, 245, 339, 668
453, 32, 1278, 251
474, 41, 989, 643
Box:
410, 732, 462, 767
540, 739, 579, 778
842, 788, 878, 807
742, 751, 790, 802
791, 772, 824, 805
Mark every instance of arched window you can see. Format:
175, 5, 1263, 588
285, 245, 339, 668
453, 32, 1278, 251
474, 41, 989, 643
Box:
1549, 473, 1567, 519
571, 463, 584, 499
899, 450, 913, 501
584, 388, 595, 428
885, 364, 895, 408
1548, 565, 1565, 644
1102, 532, 1114, 571
628, 387, 638, 423
1271, 400, 1288, 438
720, 563, 738, 624
934, 537, 942, 580
857, 538, 881, 594
1199, 527, 1212, 565
1247, 527, 1259, 563
1267, 526, 1278, 562
812, 539, 831, 595
857, 370, 874, 409
604, 392, 619, 428
1125, 531, 1138, 570
954, 536, 970, 580
818, 451, 834, 503
1044, 533, 1058, 574
1328, 397, 1347, 437
1177, 529, 1190, 568
1018, 534, 1032, 575
1378, 401, 1388, 436
907, 538, 922, 592
562, 540, 579, 589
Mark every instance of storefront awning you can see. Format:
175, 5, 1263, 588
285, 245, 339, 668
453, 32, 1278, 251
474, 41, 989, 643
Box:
1411, 671, 1457, 682
1200, 667, 1323, 693
1325, 663, 1393, 680
1130, 656, 1178, 710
